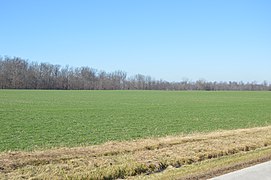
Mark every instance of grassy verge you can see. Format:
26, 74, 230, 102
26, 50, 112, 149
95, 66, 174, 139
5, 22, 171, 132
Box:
138, 146, 271, 180
1, 126, 271, 179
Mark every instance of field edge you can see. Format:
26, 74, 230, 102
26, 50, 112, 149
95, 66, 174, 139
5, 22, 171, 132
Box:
1, 126, 271, 179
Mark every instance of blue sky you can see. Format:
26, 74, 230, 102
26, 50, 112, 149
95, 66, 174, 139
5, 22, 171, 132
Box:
0, 0, 270, 82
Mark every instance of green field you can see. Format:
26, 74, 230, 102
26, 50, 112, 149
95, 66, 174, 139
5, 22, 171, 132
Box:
0, 90, 271, 151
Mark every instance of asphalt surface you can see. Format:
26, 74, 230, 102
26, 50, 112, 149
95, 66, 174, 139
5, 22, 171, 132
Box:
211, 161, 271, 180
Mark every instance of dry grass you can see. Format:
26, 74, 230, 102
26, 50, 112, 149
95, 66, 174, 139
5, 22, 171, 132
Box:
139, 146, 271, 180
1, 126, 271, 179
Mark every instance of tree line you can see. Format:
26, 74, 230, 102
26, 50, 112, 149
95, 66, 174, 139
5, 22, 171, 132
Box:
0, 56, 270, 91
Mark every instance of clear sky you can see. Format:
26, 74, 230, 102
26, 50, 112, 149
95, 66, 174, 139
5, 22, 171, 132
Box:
0, 0, 270, 82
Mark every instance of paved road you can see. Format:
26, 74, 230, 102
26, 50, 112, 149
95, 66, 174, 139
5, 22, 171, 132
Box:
211, 161, 271, 180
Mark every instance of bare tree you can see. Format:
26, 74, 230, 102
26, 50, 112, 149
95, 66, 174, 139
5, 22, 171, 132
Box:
0, 56, 270, 91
